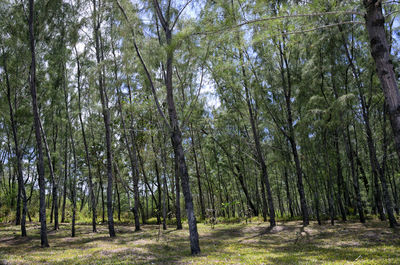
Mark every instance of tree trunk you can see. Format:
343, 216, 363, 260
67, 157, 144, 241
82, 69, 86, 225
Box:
235, 165, 258, 217
29, 0, 49, 247
166, 27, 200, 253
161, 136, 168, 230
343, 126, 365, 223
115, 180, 121, 222
175, 155, 183, 230
39, 118, 58, 230
4, 51, 27, 236
364, 0, 400, 163
334, 135, 347, 221
113, 50, 140, 231
93, 0, 115, 237
284, 168, 294, 218
61, 135, 68, 223
64, 82, 78, 237
190, 125, 206, 220
152, 136, 162, 225
241, 53, 275, 226
76, 48, 97, 232
152, 2, 200, 252
279, 42, 309, 226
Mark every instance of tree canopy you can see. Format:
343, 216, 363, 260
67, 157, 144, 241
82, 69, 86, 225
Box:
0, 0, 399, 255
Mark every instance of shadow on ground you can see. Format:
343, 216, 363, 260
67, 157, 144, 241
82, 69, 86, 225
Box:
1, 220, 399, 264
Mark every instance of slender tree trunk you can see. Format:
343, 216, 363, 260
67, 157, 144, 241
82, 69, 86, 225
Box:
153, 5, 200, 251
284, 168, 294, 218
240, 53, 275, 226
39, 119, 58, 230
190, 125, 206, 220
61, 135, 68, 223
278, 42, 309, 226
343, 126, 365, 223
342, 10, 397, 226
98, 166, 105, 223
93, 0, 115, 237
115, 181, 121, 222
334, 135, 347, 221
63, 80, 78, 237
28, 0, 49, 247
152, 136, 162, 225
235, 165, 258, 217
314, 191, 322, 225
137, 147, 159, 215
389, 169, 399, 215
76, 48, 97, 232
168, 36, 200, 255
161, 136, 168, 230
113, 49, 140, 231
4, 52, 27, 236
175, 155, 182, 230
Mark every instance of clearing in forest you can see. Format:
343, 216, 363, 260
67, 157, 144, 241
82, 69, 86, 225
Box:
0, 220, 399, 264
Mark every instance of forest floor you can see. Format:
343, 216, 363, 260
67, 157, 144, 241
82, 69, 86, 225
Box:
0, 219, 399, 264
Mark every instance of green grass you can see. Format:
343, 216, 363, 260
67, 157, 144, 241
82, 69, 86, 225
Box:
1, 219, 399, 264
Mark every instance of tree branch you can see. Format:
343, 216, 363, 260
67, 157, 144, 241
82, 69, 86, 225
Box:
153, 0, 168, 31
195, 10, 363, 35
171, 0, 193, 30
115, 0, 171, 131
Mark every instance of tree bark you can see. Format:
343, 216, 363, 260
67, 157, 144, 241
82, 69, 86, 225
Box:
153, 1, 200, 254
364, 0, 400, 164
28, 0, 49, 247
175, 155, 183, 230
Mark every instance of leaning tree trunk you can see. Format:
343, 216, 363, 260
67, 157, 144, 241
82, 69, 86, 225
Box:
364, 0, 400, 164
345, 35, 396, 226
28, 0, 49, 247
151, 0, 200, 253
364, 0, 398, 228
165, 28, 200, 254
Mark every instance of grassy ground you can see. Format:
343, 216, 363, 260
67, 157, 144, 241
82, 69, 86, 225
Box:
0, 219, 399, 264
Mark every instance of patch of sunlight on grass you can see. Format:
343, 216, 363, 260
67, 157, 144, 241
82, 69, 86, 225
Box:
1, 220, 400, 264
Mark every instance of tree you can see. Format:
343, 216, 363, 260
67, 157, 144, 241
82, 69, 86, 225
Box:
28, 0, 49, 248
